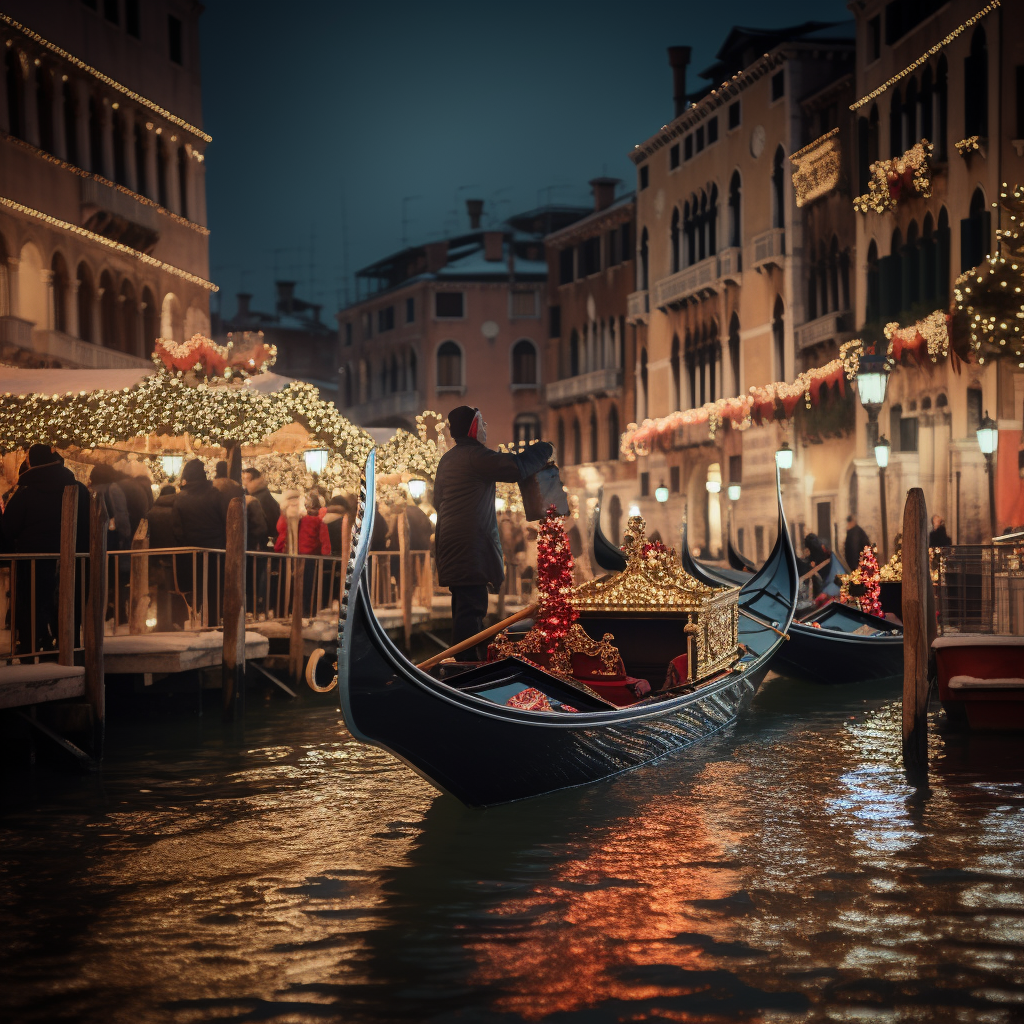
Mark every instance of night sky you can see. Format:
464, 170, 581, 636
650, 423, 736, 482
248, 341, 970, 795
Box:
199, 0, 850, 322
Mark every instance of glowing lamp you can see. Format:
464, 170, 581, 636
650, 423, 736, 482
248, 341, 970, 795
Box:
161, 454, 183, 479
628, 503, 641, 517
874, 434, 891, 469
655, 482, 670, 502
855, 351, 889, 410
495, 496, 507, 512
775, 442, 794, 470
304, 448, 329, 475
407, 478, 427, 500
976, 412, 998, 455
705, 480, 721, 494
428, 511, 437, 526
727, 483, 741, 501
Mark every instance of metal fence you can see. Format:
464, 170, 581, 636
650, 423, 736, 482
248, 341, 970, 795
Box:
935, 544, 1024, 635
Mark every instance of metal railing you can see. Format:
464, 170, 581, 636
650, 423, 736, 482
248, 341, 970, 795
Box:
936, 544, 1024, 635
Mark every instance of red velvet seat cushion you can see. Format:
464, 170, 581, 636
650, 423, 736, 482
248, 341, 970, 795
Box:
665, 653, 689, 688
569, 651, 627, 682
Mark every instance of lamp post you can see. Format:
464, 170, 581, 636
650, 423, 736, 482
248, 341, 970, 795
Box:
774, 442, 794, 471
874, 434, 891, 562
655, 480, 669, 503
977, 410, 998, 539
856, 349, 892, 562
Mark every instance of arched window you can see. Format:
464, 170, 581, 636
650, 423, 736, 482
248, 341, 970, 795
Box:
639, 228, 649, 290
5, 50, 24, 141
608, 405, 620, 464
62, 79, 78, 166
378, 360, 388, 397
51, 253, 69, 334
686, 331, 697, 408
514, 414, 540, 444
772, 296, 785, 380
772, 147, 785, 229
964, 26, 988, 139
829, 236, 840, 312
389, 353, 399, 392
344, 364, 353, 407
177, 146, 189, 219
511, 339, 537, 385
408, 349, 417, 389
962, 188, 989, 272
133, 120, 147, 197
708, 321, 720, 403
889, 86, 902, 157
937, 206, 950, 303
119, 279, 137, 354
88, 94, 104, 175
557, 418, 565, 463
99, 270, 117, 349
866, 241, 880, 323
905, 220, 920, 309
807, 262, 818, 321
936, 56, 948, 160
708, 183, 718, 256
113, 110, 128, 187
638, 347, 648, 421
589, 411, 599, 462
840, 248, 851, 310
818, 241, 829, 315
77, 263, 95, 342
920, 65, 934, 142
670, 334, 681, 411
156, 135, 169, 208
921, 213, 936, 303
18, 243, 45, 328
436, 340, 462, 388
728, 171, 741, 248
572, 418, 582, 466
904, 78, 918, 149
728, 312, 740, 395
569, 330, 579, 376
141, 286, 157, 356
684, 200, 696, 266
670, 207, 681, 273
697, 190, 707, 261
884, 227, 903, 319
160, 291, 183, 343
35, 65, 54, 154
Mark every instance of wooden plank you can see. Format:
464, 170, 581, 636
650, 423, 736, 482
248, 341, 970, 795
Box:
57, 485, 78, 665
222, 496, 246, 715
289, 556, 305, 687
398, 510, 412, 649
104, 631, 268, 675
129, 518, 150, 634
0, 665, 86, 709
902, 486, 929, 772
84, 492, 106, 757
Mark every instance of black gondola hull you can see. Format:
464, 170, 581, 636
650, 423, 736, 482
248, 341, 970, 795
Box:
771, 621, 903, 684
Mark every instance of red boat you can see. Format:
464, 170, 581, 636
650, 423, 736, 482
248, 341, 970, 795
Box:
933, 636, 1024, 732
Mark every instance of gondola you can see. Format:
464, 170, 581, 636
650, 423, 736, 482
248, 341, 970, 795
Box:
328, 452, 799, 807
590, 490, 627, 573
684, 523, 902, 685
727, 537, 756, 574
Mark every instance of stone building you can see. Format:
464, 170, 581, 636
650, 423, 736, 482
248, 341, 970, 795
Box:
848, 0, 1024, 543
544, 178, 637, 546
626, 24, 856, 561
0, 0, 212, 371
337, 200, 587, 444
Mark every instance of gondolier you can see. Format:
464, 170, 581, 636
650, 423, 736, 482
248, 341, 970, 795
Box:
434, 406, 553, 659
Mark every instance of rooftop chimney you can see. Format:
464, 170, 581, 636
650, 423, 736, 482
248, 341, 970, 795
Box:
589, 177, 620, 212
236, 292, 252, 321
668, 46, 692, 119
466, 198, 484, 229
483, 231, 504, 261
425, 241, 449, 273
276, 280, 296, 316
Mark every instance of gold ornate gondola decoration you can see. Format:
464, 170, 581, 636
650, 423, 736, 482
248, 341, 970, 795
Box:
878, 535, 903, 582
574, 515, 741, 683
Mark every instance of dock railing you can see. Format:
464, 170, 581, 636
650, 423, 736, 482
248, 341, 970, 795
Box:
935, 543, 1024, 635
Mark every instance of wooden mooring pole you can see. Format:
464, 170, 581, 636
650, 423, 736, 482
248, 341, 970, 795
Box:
222, 496, 247, 717
57, 486, 78, 665
289, 556, 305, 688
129, 519, 149, 634
902, 487, 934, 773
84, 493, 107, 758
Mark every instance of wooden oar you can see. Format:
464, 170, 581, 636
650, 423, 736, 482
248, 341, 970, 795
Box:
417, 602, 539, 671
739, 607, 790, 640
799, 559, 830, 583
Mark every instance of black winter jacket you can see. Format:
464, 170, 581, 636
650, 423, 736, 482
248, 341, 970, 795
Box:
145, 493, 184, 549
248, 484, 280, 550
0, 462, 91, 553
433, 438, 553, 588
844, 524, 871, 571
173, 478, 230, 549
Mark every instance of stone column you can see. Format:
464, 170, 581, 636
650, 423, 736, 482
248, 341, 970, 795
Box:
125, 112, 138, 193
41, 268, 55, 330
100, 97, 114, 181
141, 126, 156, 200
52, 70, 67, 161
166, 136, 181, 215
192, 151, 207, 226
74, 79, 90, 171
23, 59, 40, 149
7, 257, 20, 318
93, 284, 105, 347
67, 278, 80, 337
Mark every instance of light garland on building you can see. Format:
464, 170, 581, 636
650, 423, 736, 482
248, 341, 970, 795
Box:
790, 128, 841, 208
853, 141, 932, 214
1, 130, 209, 235
884, 310, 951, 364
153, 333, 277, 378
954, 135, 983, 158
849, 1, 1001, 112
0, 196, 218, 291
0, 13, 213, 143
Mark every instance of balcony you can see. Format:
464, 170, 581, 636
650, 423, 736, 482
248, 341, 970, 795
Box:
716, 246, 742, 281
80, 178, 160, 252
0, 315, 34, 350
653, 255, 718, 309
626, 290, 649, 324
794, 310, 854, 351
750, 228, 785, 271
348, 389, 422, 425
33, 329, 152, 369
545, 367, 622, 406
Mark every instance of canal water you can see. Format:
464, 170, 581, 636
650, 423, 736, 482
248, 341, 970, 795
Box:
2, 674, 1023, 1023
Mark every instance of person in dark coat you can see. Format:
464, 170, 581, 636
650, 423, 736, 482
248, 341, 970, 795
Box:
145, 485, 184, 630
89, 463, 132, 550
214, 459, 245, 502
174, 460, 230, 619
929, 515, 952, 548
433, 406, 553, 659
242, 468, 279, 550
145, 485, 183, 549
118, 469, 153, 536
844, 514, 871, 571
1, 444, 91, 652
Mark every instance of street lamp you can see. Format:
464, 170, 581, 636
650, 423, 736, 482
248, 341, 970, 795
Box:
628, 503, 641, 517
655, 481, 670, 503
977, 410, 998, 539
727, 483, 741, 501
874, 434, 891, 562
407, 478, 427, 501
775, 442, 794, 470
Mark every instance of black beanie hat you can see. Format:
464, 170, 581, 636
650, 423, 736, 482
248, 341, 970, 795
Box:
182, 458, 207, 484
448, 406, 477, 438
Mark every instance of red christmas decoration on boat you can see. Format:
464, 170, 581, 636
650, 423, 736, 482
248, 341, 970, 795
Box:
856, 546, 883, 617
534, 504, 578, 648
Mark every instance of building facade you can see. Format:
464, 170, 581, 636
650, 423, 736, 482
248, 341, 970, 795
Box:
337, 201, 587, 445
544, 178, 637, 546
0, 0, 212, 371
625, 24, 857, 561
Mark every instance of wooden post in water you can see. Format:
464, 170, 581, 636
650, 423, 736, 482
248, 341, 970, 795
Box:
902, 486, 930, 772
398, 510, 412, 649
222, 496, 247, 716
57, 486, 79, 665
84, 494, 107, 758
289, 556, 305, 687
129, 519, 150, 634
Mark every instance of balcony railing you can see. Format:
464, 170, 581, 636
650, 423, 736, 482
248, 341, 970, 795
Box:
653, 254, 718, 309
750, 228, 785, 270
32, 329, 152, 368
80, 178, 160, 251
794, 310, 852, 351
545, 367, 622, 405
347, 389, 422, 424
0, 315, 34, 350
717, 246, 742, 280
626, 290, 649, 323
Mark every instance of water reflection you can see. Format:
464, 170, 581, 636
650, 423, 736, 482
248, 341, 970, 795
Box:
1, 676, 1023, 1023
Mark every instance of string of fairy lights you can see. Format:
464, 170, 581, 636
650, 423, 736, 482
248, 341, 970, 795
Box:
853, 141, 932, 215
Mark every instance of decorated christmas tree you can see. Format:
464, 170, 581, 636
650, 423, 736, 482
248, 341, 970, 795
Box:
856, 546, 883, 617
533, 505, 578, 650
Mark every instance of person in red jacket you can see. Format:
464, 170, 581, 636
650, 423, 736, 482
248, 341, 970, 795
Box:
275, 489, 330, 615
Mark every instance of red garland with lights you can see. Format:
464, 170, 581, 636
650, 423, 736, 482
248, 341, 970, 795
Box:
856, 546, 882, 617
533, 504, 578, 649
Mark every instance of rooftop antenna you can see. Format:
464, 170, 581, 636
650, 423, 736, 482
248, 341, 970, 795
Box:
401, 195, 423, 246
